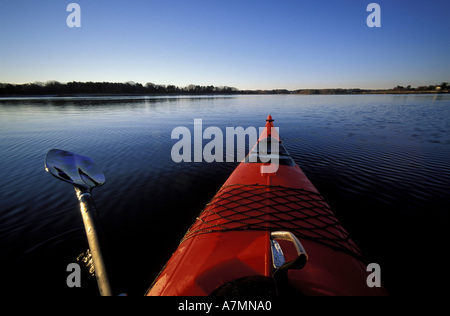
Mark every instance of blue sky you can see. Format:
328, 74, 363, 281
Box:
0, 0, 449, 90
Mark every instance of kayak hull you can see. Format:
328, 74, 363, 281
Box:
147, 116, 387, 296
149, 231, 271, 296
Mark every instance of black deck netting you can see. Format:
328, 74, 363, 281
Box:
180, 184, 363, 259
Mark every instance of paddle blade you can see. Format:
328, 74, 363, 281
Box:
45, 149, 105, 191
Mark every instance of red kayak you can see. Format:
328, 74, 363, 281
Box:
147, 116, 387, 296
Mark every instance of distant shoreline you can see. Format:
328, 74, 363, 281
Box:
1, 91, 448, 98
1, 81, 448, 97
243, 89, 449, 95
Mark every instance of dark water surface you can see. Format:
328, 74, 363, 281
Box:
1, 94, 449, 296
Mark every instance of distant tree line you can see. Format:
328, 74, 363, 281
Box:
0, 81, 239, 96
0, 81, 448, 96
269, 83, 449, 95
392, 82, 449, 92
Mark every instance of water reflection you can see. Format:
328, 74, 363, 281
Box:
1, 94, 449, 296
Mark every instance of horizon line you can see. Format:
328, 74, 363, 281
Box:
1, 80, 449, 93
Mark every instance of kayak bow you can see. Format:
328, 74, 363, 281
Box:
147, 115, 387, 296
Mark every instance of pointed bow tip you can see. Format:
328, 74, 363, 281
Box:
266, 115, 274, 122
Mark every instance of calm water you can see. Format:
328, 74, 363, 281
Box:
1, 94, 449, 296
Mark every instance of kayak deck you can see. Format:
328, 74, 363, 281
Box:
180, 183, 362, 260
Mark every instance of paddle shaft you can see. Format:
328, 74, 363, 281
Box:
77, 190, 112, 296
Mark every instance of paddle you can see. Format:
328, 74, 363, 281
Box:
45, 149, 112, 296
